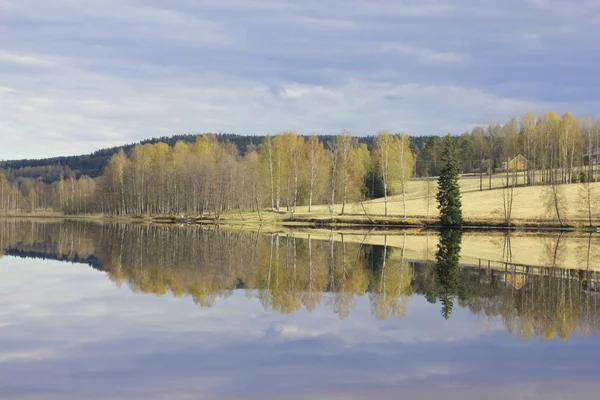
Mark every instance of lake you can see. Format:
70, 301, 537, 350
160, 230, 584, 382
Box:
1, 220, 599, 399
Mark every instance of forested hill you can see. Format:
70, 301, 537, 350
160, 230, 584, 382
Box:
1, 133, 436, 183
1, 134, 265, 181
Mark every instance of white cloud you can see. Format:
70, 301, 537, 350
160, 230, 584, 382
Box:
339, 0, 456, 18
370, 43, 469, 63
0, 50, 56, 66
0, 349, 55, 363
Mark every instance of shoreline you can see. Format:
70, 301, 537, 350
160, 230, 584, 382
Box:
1, 212, 598, 232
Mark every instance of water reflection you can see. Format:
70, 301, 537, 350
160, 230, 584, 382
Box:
435, 229, 463, 320
1, 219, 600, 340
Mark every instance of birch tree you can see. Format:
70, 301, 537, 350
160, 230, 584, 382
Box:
394, 134, 414, 219
305, 136, 328, 212
374, 130, 395, 216
335, 131, 355, 215
261, 136, 276, 210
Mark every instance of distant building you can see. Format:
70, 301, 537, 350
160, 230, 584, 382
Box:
504, 272, 527, 290
502, 154, 528, 171
583, 150, 600, 166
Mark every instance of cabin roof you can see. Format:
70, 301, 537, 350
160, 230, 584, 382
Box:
508, 154, 528, 162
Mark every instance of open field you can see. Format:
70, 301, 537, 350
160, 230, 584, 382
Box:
290, 180, 600, 226
188, 175, 599, 227
149, 177, 597, 228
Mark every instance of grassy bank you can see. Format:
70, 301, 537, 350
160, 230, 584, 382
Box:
2, 210, 597, 231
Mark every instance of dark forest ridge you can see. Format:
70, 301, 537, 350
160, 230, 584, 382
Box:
1, 133, 435, 183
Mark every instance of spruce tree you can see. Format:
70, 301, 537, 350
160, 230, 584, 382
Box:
437, 135, 463, 226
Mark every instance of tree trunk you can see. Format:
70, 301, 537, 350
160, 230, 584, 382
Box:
309, 154, 315, 212
400, 138, 407, 219
383, 177, 388, 216
293, 160, 299, 212
276, 153, 281, 211
480, 172, 483, 191
268, 146, 274, 210
330, 152, 337, 217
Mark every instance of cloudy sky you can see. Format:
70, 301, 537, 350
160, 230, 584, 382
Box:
1, 0, 600, 159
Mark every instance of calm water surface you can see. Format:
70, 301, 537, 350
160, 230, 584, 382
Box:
1, 220, 599, 400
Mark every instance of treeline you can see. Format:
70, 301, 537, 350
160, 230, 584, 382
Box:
2, 133, 422, 181
444, 112, 600, 186
0, 172, 55, 212
2, 131, 415, 215
1, 111, 599, 216
2, 219, 600, 338
3, 111, 600, 184
0, 165, 75, 183
90, 132, 406, 216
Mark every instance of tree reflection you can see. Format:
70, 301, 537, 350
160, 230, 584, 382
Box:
369, 234, 413, 320
2, 219, 600, 340
435, 229, 463, 320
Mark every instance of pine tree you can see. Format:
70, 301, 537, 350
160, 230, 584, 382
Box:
437, 135, 463, 226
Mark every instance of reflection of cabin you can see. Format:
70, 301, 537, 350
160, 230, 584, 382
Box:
504, 273, 527, 290
502, 154, 528, 171
583, 150, 600, 166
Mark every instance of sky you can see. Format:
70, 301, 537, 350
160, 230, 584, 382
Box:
1, 0, 600, 160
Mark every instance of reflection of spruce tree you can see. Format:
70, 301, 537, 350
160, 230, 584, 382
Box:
435, 229, 463, 320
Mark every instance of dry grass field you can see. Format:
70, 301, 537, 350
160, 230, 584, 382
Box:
289, 178, 600, 225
